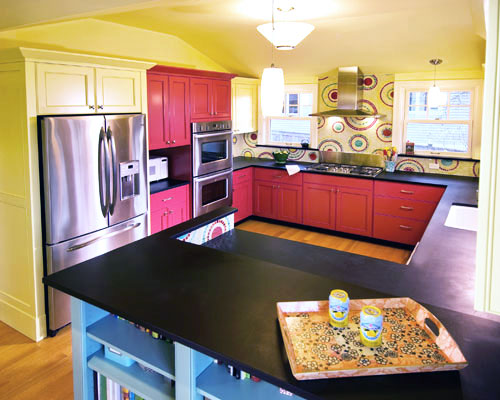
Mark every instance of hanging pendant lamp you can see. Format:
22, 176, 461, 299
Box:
428, 59, 445, 107
260, 0, 285, 117
257, 22, 315, 50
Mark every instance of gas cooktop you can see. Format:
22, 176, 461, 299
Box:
305, 163, 383, 177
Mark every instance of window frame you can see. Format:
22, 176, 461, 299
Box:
259, 84, 319, 148
392, 79, 483, 159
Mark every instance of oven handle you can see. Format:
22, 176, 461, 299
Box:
192, 131, 233, 140
194, 169, 233, 183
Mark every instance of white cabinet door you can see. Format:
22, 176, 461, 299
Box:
95, 68, 141, 113
36, 63, 95, 114
232, 82, 258, 134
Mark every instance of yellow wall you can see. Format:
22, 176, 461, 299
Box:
0, 18, 228, 72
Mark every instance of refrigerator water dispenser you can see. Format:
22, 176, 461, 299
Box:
120, 160, 140, 199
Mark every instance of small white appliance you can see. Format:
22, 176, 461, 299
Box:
149, 156, 168, 182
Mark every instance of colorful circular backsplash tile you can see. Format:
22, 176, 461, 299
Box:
380, 82, 394, 107
332, 120, 345, 133
317, 116, 326, 129
321, 83, 338, 108
287, 148, 306, 160
309, 152, 318, 161
241, 148, 255, 158
362, 75, 378, 90
258, 151, 274, 159
438, 159, 459, 172
396, 159, 425, 173
349, 134, 369, 152
232, 135, 238, 144
319, 138, 343, 152
344, 100, 378, 131
244, 132, 258, 147
473, 161, 480, 177
376, 123, 393, 143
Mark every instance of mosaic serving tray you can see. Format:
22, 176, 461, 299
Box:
277, 297, 467, 380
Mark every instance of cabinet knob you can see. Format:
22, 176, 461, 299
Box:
399, 225, 413, 231
172, 140, 176, 144
162, 197, 173, 202
167, 140, 171, 144
400, 190, 414, 194
98, 105, 104, 110
169, 210, 174, 214
400, 205, 414, 211
89, 105, 95, 110
163, 212, 168, 216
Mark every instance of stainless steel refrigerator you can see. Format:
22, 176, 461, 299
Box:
40, 114, 148, 335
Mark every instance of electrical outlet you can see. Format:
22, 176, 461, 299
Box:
429, 163, 439, 169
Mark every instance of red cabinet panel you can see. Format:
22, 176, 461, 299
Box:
147, 74, 169, 150
169, 76, 190, 147
374, 196, 438, 222
233, 169, 253, 223
375, 181, 444, 202
254, 168, 302, 185
303, 173, 373, 190
150, 185, 190, 234
336, 186, 373, 236
254, 181, 276, 219
277, 183, 302, 224
213, 80, 231, 119
373, 214, 428, 245
303, 183, 336, 230
190, 78, 212, 120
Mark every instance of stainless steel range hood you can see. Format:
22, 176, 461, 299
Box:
310, 66, 385, 118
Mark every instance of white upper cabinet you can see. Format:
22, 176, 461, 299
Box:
95, 68, 141, 113
232, 77, 259, 134
37, 63, 96, 114
36, 63, 142, 115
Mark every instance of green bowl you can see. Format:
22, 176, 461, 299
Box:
273, 152, 289, 164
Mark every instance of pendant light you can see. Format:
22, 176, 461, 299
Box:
257, 22, 315, 50
260, 0, 285, 117
428, 59, 444, 108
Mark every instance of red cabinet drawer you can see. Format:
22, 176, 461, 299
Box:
375, 181, 444, 202
374, 197, 438, 222
373, 214, 428, 245
151, 185, 189, 212
303, 173, 373, 190
233, 168, 253, 185
254, 168, 302, 185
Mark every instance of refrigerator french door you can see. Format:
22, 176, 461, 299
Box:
40, 114, 148, 334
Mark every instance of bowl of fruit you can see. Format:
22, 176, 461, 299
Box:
272, 150, 289, 165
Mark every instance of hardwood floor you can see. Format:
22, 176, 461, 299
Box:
0, 322, 73, 400
236, 220, 412, 264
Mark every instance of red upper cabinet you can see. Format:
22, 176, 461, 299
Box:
212, 80, 231, 119
190, 78, 212, 120
147, 74, 169, 150
169, 76, 190, 147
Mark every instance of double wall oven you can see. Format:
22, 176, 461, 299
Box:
192, 121, 233, 217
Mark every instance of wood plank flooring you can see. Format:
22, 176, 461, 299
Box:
236, 220, 412, 264
0, 322, 73, 400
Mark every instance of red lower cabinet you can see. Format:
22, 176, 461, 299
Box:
277, 183, 302, 224
373, 214, 428, 245
336, 186, 373, 237
254, 180, 276, 219
150, 185, 190, 234
303, 183, 336, 230
232, 169, 253, 223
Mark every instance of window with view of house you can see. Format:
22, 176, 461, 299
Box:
261, 84, 318, 148
393, 80, 483, 159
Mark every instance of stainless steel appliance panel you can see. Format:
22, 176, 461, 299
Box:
42, 116, 108, 244
192, 131, 233, 177
46, 213, 147, 331
193, 168, 232, 217
105, 114, 148, 226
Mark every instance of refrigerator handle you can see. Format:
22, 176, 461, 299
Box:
98, 127, 109, 217
65, 222, 141, 252
106, 126, 118, 215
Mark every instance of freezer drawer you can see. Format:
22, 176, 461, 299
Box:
45, 213, 148, 333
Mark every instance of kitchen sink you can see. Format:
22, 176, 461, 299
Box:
444, 205, 478, 232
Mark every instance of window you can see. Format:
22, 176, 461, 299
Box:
393, 80, 483, 159
260, 84, 318, 148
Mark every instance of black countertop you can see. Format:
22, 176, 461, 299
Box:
150, 178, 190, 195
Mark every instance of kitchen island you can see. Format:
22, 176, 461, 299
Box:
44, 168, 500, 400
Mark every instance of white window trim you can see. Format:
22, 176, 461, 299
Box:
258, 84, 319, 148
393, 79, 483, 159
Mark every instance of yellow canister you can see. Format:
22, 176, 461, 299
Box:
360, 305, 383, 347
329, 289, 350, 328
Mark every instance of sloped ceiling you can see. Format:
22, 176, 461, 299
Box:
1, 0, 486, 78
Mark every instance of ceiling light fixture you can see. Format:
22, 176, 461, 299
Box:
260, 0, 285, 117
428, 58, 446, 108
257, 22, 315, 50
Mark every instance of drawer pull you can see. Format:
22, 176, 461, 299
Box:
273, 175, 282, 178
162, 197, 173, 202
238, 174, 247, 178
400, 206, 414, 211
400, 190, 414, 194
163, 212, 168, 216
399, 225, 413, 231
